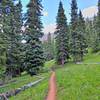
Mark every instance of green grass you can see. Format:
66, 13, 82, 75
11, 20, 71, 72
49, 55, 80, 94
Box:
56, 63, 100, 100
84, 53, 100, 63
0, 74, 40, 93
10, 73, 50, 100
1, 53, 99, 100
44, 60, 55, 68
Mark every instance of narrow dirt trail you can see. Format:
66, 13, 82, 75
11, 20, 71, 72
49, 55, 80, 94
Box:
46, 71, 57, 100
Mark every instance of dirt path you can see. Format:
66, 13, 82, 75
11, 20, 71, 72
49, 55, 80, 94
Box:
46, 71, 56, 100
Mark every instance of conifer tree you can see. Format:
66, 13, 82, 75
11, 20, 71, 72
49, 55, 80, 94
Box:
70, 0, 78, 31
9, 0, 23, 75
5, 0, 23, 76
77, 10, 88, 61
25, 0, 44, 75
47, 33, 54, 60
97, 0, 100, 39
1, 0, 14, 77
85, 18, 95, 47
0, 12, 7, 78
78, 11, 85, 32
55, 1, 69, 65
93, 0, 100, 52
43, 33, 55, 61
70, 0, 80, 62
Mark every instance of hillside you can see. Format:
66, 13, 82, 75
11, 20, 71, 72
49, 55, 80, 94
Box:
6, 53, 99, 100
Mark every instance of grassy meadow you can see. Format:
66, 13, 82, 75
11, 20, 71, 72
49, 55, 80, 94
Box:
0, 53, 99, 100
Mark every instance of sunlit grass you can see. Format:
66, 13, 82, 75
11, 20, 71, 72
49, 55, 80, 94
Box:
84, 53, 100, 63
56, 63, 100, 100
0, 74, 39, 93
10, 74, 50, 100
44, 60, 55, 68
1, 53, 99, 100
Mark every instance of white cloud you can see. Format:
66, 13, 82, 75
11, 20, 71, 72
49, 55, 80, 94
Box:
82, 6, 98, 18
43, 23, 56, 34
42, 11, 48, 17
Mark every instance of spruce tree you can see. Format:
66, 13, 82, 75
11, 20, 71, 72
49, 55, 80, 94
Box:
93, 0, 100, 52
9, 0, 23, 76
5, 0, 23, 76
85, 18, 96, 47
0, 0, 15, 77
78, 11, 85, 32
70, 0, 78, 31
0, 13, 7, 79
42, 40, 48, 61
55, 1, 69, 65
70, 0, 79, 62
47, 33, 54, 60
77, 10, 88, 61
25, 0, 44, 75
97, 0, 100, 39
43, 33, 55, 61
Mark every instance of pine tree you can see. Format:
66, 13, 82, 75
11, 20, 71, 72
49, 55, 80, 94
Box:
70, 0, 80, 62
70, 0, 78, 31
47, 33, 54, 60
25, 0, 44, 75
5, 0, 23, 77
43, 33, 55, 61
46, 33, 52, 60
55, 1, 69, 65
78, 11, 85, 32
77, 10, 88, 61
93, 0, 100, 52
0, 0, 15, 78
42, 40, 48, 61
97, 0, 100, 39
9, 0, 23, 76
85, 18, 95, 47
0, 14, 7, 79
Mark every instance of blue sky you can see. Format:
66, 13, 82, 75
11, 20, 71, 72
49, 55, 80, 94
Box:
21, 0, 98, 33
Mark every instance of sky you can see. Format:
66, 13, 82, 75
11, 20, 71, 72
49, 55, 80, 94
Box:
21, 0, 98, 34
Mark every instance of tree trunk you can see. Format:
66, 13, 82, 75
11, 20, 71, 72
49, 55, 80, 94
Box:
61, 58, 64, 66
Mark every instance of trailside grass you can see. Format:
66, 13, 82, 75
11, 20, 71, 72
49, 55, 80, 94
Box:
84, 53, 100, 63
2, 53, 99, 100
10, 73, 50, 100
10, 79, 49, 100
44, 60, 55, 68
0, 74, 41, 93
56, 54, 100, 100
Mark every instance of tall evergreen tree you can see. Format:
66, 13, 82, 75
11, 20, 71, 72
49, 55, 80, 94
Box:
46, 33, 54, 60
70, 0, 80, 62
43, 33, 55, 61
0, 0, 15, 77
70, 0, 78, 31
0, 11, 7, 79
77, 10, 88, 61
10, 0, 23, 75
25, 0, 44, 75
5, 0, 23, 76
55, 1, 69, 65
85, 18, 95, 47
78, 11, 85, 32
97, 0, 100, 39
93, 0, 100, 52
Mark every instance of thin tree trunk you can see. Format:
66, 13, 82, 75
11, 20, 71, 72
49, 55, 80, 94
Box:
61, 58, 64, 66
